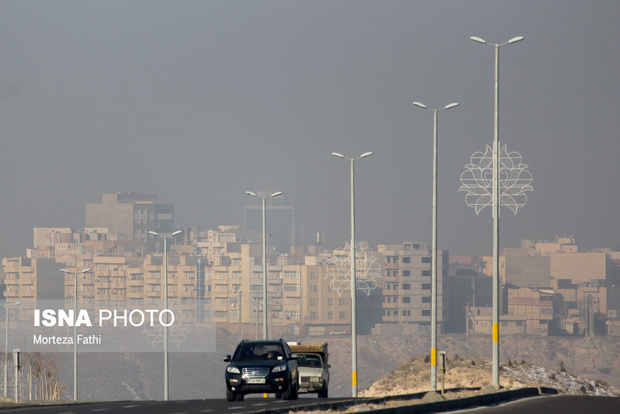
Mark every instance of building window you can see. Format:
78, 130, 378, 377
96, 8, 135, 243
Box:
402, 257, 411, 263
403, 297, 411, 303
422, 257, 431, 263
422, 310, 430, 316
422, 283, 431, 290
402, 270, 410, 276
422, 296, 431, 303
422, 270, 431, 277
402, 283, 410, 290
339, 312, 346, 319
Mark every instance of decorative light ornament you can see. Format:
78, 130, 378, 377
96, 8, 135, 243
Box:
459, 144, 533, 215
326, 243, 381, 297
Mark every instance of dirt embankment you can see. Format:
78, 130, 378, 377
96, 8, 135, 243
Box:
293, 334, 620, 397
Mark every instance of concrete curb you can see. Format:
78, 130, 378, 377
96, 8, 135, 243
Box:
260, 387, 558, 414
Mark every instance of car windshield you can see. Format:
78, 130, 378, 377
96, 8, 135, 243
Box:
234, 343, 284, 361
298, 354, 322, 368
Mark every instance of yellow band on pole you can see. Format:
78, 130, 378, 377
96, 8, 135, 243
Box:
431, 348, 437, 366
493, 323, 499, 342
352, 371, 357, 386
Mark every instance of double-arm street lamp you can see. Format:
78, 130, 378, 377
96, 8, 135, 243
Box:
470, 35, 523, 388
148, 229, 183, 401
331, 151, 372, 398
413, 101, 459, 391
60, 267, 91, 400
245, 191, 283, 340
4, 301, 21, 398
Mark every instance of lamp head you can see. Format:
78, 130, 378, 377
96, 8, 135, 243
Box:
331, 152, 345, 159
413, 101, 427, 109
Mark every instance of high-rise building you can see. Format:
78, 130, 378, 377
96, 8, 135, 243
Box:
85, 193, 174, 242
244, 203, 295, 253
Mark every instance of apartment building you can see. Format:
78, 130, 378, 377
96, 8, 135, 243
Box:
506, 287, 553, 335
3, 256, 65, 301
85, 192, 174, 243
504, 247, 551, 288
205, 242, 354, 338
372, 242, 448, 336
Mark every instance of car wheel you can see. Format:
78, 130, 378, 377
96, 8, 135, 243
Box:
282, 385, 292, 400
318, 387, 328, 398
290, 377, 299, 400
235, 393, 244, 401
226, 389, 236, 402
283, 378, 296, 400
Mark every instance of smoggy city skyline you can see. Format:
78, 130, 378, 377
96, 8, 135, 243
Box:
2, 1, 619, 258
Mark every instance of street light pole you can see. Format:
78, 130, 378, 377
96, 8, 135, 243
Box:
148, 229, 183, 401
4, 301, 21, 398
60, 267, 90, 401
470, 35, 523, 388
332, 151, 372, 398
413, 101, 458, 391
245, 191, 283, 340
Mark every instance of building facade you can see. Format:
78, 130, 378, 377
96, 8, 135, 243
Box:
85, 193, 174, 243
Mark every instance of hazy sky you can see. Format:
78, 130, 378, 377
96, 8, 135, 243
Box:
2, 1, 619, 258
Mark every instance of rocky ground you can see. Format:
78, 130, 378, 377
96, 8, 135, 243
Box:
301, 333, 620, 398
359, 355, 620, 397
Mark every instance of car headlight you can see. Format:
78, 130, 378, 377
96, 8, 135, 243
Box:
227, 366, 240, 374
272, 364, 287, 373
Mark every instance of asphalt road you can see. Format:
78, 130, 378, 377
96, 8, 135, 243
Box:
0, 397, 352, 414
455, 395, 620, 414
3, 395, 620, 414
